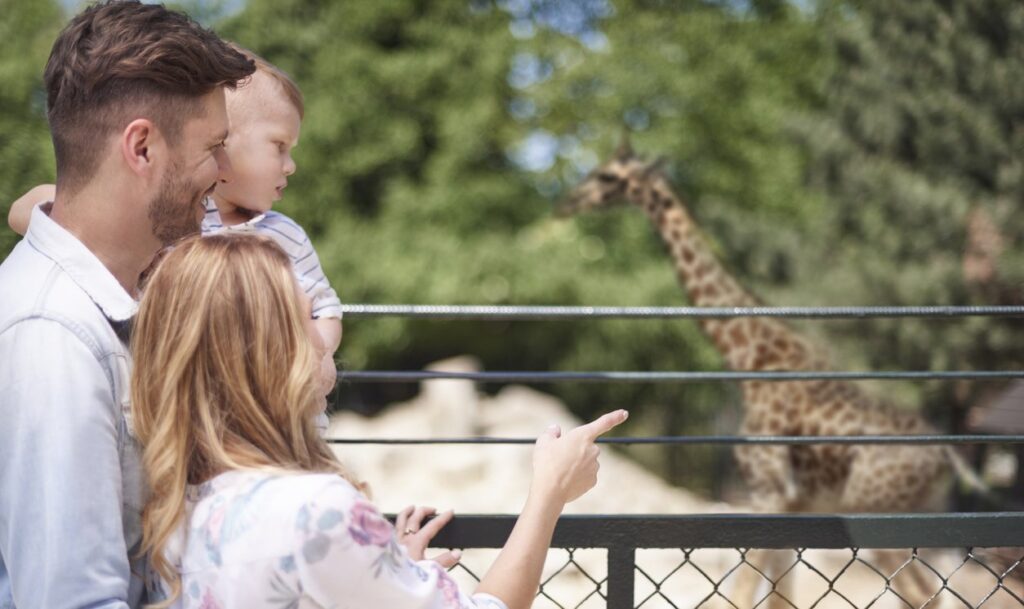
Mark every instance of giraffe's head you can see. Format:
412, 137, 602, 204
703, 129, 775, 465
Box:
556, 137, 666, 217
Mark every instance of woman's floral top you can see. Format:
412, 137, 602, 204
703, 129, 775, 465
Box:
151, 470, 508, 609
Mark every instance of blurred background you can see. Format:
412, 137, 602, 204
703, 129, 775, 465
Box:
2, 0, 1023, 503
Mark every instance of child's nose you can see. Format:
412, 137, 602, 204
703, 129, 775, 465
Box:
214, 147, 233, 183
283, 154, 296, 177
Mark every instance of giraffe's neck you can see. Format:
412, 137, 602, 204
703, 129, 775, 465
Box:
635, 177, 812, 371
638, 178, 758, 309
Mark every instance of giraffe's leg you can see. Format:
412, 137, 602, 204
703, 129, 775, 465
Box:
840, 446, 948, 608
766, 550, 797, 609
730, 549, 770, 609
728, 548, 795, 609
731, 443, 797, 609
870, 548, 947, 609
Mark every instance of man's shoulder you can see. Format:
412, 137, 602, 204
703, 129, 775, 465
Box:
0, 240, 63, 312
0, 241, 114, 344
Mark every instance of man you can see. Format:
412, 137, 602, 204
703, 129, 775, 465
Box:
0, 2, 254, 607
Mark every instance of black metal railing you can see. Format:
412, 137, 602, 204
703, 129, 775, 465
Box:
329, 434, 1024, 445
339, 304, 1024, 320
335, 304, 1024, 608
338, 369, 1024, 383
428, 514, 1024, 608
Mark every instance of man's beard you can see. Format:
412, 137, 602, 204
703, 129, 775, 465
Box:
148, 161, 210, 247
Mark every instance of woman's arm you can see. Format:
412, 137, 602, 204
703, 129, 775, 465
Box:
296, 410, 626, 609
475, 410, 629, 609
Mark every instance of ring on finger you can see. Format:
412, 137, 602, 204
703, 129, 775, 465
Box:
403, 528, 416, 535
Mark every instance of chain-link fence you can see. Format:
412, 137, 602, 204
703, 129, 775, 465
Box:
428, 514, 1024, 609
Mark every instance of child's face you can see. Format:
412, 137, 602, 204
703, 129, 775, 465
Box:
217, 88, 301, 215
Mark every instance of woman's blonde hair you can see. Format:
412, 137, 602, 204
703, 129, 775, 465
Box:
130, 233, 358, 606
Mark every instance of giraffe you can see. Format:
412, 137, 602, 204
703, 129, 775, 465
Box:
558, 139, 982, 608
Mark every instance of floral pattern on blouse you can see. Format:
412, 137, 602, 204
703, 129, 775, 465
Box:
151, 470, 507, 609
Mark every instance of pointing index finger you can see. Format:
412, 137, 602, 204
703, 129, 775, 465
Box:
580, 409, 629, 441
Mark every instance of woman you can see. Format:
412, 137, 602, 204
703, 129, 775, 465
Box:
130, 233, 627, 609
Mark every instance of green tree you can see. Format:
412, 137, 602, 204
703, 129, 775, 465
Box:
798, 0, 1024, 427
0, 0, 61, 257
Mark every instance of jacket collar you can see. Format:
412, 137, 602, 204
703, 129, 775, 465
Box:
26, 203, 138, 322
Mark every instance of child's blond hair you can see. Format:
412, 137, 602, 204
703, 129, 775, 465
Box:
229, 42, 304, 118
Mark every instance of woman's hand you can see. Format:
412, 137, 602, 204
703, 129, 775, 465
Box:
395, 505, 462, 568
530, 409, 629, 505
472, 410, 630, 608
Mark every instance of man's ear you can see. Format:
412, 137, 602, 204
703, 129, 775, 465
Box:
121, 119, 163, 177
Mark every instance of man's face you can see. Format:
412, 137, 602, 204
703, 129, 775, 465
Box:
148, 88, 230, 246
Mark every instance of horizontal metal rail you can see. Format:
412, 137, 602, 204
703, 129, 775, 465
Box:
340, 304, 1024, 320
326, 434, 1024, 445
337, 369, 1024, 383
428, 513, 1024, 549
423, 514, 1024, 609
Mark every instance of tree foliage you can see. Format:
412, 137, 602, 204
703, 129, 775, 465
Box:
798, 0, 1024, 426
0, 0, 60, 258
2, 0, 1021, 494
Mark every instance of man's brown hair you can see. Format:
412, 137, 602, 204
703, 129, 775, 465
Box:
44, 0, 256, 192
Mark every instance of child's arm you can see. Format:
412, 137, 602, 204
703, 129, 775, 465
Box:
8, 184, 55, 235
314, 317, 342, 396
281, 217, 344, 396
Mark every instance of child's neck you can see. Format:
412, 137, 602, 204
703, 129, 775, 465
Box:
211, 193, 260, 226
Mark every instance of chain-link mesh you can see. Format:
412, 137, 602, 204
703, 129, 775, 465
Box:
442, 547, 1023, 608
635, 547, 1024, 609
446, 548, 609, 608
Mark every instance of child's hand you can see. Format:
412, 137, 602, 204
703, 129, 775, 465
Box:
313, 317, 341, 396
530, 409, 628, 505
8, 184, 55, 235
317, 351, 336, 395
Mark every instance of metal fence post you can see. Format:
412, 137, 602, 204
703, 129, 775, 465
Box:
607, 545, 635, 609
